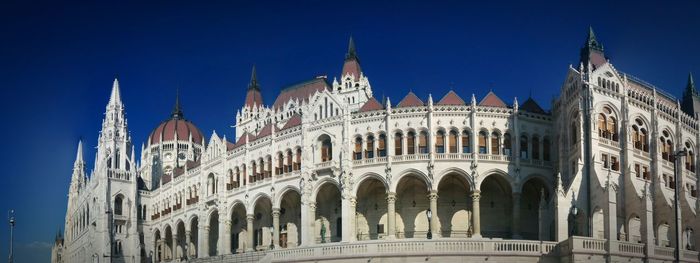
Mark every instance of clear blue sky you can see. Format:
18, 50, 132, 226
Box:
1, 1, 699, 262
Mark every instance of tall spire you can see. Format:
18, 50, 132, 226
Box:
584, 26, 603, 52
687, 72, 696, 95
580, 26, 606, 71
244, 65, 264, 107
248, 65, 260, 90
345, 36, 359, 61
74, 139, 84, 166
108, 77, 122, 106
171, 88, 184, 119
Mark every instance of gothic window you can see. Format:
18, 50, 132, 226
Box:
532, 135, 540, 160
478, 131, 488, 154
294, 148, 302, 171
378, 134, 387, 157
491, 132, 500, 155
449, 130, 458, 153
251, 162, 257, 183
598, 107, 618, 141
435, 130, 445, 153
462, 130, 471, 153
686, 142, 695, 173
114, 195, 123, 215
354, 137, 363, 160
543, 137, 551, 161
571, 122, 577, 146
366, 135, 375, 159
394, 133, 403, 155
285, 150, 293, 172
407, 131, 416, 155
418, 131, 429, 154
520, 135, 529, 159
660, 131, 674, 162
503, 133, 512, 156
321, 138, 332, 162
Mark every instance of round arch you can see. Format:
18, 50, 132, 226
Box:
390, 168, 431, 193
476, 169, 512, 190
435, 167, 474, 191
250, 192, 273, 215
311, 177, 341, 201
274, 185, 301, 208
354, 172, 389, 196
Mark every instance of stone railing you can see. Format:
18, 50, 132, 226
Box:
188, 251, 266, 263
264, 239, 558, 262
684, 250, 700, 262
654, 246, 675, 260
609, 240, 645, 258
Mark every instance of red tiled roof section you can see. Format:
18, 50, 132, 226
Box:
244, 89, 264, 107
282, 114, 302, 130
149, 119, 204, 145
229, 132, 251, 150
272, 78, 329, 110
590, 51, 607, 69
479, 91, 508, 108
342, 59, 362, 81
255, 123, 278, 139
359, 97, 383, 112
437, 90, 466, 105
520, 98, 547, 114
397, 92, 424, 107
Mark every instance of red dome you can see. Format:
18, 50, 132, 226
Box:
149, 118, 204, 145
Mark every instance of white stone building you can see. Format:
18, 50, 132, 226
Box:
52, 30, 700, 263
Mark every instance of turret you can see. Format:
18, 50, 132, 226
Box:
681, 72, 700, 117
580, 26, 607, 71
334, 36, 373, 111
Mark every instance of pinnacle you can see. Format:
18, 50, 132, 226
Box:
75, 139, 84, 165
171, 88, 183, 119
248, 65, 260, 90
346, 36, 359, 61
108, 77, 122, 106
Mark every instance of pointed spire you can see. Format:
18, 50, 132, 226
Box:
687, 72, 696, 94
248, 65, 260, 90
171, 88, 184, 119
346, 36, 359, 61
74, 139, 84, 166
108, 77, 122, 106
585, 26, 603, 51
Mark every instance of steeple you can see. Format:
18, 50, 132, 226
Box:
342, 36, 363, 80
681, 72, 700, 117
686, 72, 696, 96
345, 36, 359, 62
580, 26, 606, 71
74, 139, 84, 168
171, 89, 184, 119
108, 77, 122, 107
244, 65, 264, 107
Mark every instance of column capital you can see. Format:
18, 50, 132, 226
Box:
387, 195, 397, 203
308, 202, 317, 210
272, 209, 281, 217
246, 214, 255, 221
471, 190, 481, 201
428, 192, 438, 201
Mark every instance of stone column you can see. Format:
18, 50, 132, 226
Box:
512, 192, 522, 239
221, 219, 231, 255
308, 202, 317, 245
172, 233, 178, 260
198, 225, 209, 257
471, 190, 482, 238
341, 197, 356, 242
428, 191, 440, 238
272, 208, 281, 249
387, 192, 397, 239
185, 231, 191, 259
246, 214, 254, 252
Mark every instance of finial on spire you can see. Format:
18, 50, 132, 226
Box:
346, 36, 359, 61
75, 139, 84, 165
248, 65, 260, 90
584, 26, 603, 52
171, 88, 183, 119
687, 72, 696, 93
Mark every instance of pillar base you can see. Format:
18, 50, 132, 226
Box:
471, 234, 483, 239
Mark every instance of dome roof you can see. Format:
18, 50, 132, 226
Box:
149, 118, 204, 145
148, 92, 204, 145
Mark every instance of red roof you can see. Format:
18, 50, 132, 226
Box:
282, 114, 302, 130
244, 89, 264, 107
149, 118, 204, 145
359, 97, 383, 112
437, 90, 466, 105
397, 92, 424, 107
479, 91, 507, 108
255, 123, 278, 139
229, 132, 251, 150
342, 59, 362, 81
272, 78, 329, 110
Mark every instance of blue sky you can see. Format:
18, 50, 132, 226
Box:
1, 1, 699, 262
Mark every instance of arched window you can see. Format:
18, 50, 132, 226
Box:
394, 133, 403, 155
321, 138, 332, 162
598, 107, 619, 142
294, 148, 302, 171
543, 137, 551, 161
407, 132, 416, 155
520, 135, 529, 159
251, 162, 257, 183
277, 153, 283, 175
686, 142, 695, 173
378, 134, 387, 157
532, 136, 540, 160
366, 135, 375, 159
503, 133, 512, 156
660, 131, 673, 162
449, 130, 458, 153
462, 130, 471, 153
235, 167, 241, 187
354, 137, 362, 160
435, 130, 446, 153
571, 122, 577, 146
633, 119, 650, 152
285, 150, 293, 173
490, 132, 500, 155
478, 131, 488, 154
114, 195, 123, 215
242, 164, 247, 186
418, 131, 429, 153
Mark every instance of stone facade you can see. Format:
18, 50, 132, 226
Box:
52, 29, 700, 263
